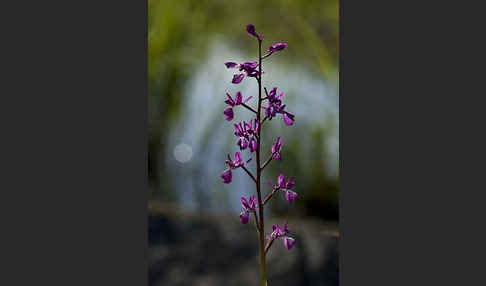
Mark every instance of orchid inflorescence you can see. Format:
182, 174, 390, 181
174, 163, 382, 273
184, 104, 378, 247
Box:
220, 24, 298, 286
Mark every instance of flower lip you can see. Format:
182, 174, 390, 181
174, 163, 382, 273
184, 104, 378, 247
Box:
221, 169, 232, 184
240, 211, 250, 224
232, 74, 245, 84
224, 108, 234, 121
283, 237, 296, 250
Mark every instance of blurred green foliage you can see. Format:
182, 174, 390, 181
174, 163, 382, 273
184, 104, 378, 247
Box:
149, 0, 339, 220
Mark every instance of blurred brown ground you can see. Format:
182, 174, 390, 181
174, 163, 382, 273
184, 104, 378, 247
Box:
149, 201, 339, 286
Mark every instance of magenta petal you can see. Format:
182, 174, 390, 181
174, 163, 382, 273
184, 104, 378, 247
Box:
221, 169, 232, 184
234, 152, 242, 165
224, 108, 234, 121
269, 42, 288, 53
283, 112, 294, 126
243, 95, 253, 103
283, 221, 289, 234
246, 24, 262, 40
238, 138, 248, 150
240, 211, 249, 224
278, 174, 286, 188
249, 138, 257, 153
283, 237, 296, 250
235, 91, 243, 104
225, 62, 238, 68
286, 176, 295, 189
241, 196, 249, 209
225, 93, 235, 107
232, 74, 245, 84
285, 190, 298, 203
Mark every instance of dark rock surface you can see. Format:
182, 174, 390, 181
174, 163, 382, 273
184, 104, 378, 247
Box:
149, 203, 339, 286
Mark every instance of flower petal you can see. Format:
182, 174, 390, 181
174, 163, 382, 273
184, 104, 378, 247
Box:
232, 74, 245, 84
269, 42, 288, 53
235, 91, 243, 104
283, 112, 294, 126
240, 211, 250, 224
283, 237, 296, 250
225, 62, 238, 68
286, 176, 295, 189
234, 152, 242, 165
246, 24, 263, 40
285, 190, 298, 203
224, 107, 234, 121
221, 169, 232, 184
278, 174, 286, 188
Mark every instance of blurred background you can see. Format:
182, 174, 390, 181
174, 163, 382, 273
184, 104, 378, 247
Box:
148, 0, 339, 285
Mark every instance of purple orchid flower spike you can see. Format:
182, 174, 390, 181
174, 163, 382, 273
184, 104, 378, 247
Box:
220, 24, 298, 282
271, 137, 282, 160
246, 24, 263, 41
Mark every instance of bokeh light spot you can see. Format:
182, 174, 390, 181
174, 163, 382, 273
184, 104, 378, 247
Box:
174, 143, 193, 163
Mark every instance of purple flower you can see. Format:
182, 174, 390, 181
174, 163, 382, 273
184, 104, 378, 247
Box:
239, 195, 257, 224
221, 152, 251, 184
237, 137, 248, 150
224, 107, 234, 121
285, 190, 298, 204
283, 111, 295, 126
241, 195, 257, 212
239, 212, 249, 224
285, 176, 295, 189
266, 222, 295, 250
277, 174, 295, 190
232, 74, 245, 84
224, 92, 253, 121
221, 169, 232, 184
263, 87, 295, 126
240, 61, 259, 71
225, 62, 238, 68
246, 24, 263, 40
269, 42, 288, 53
249, 137, 257, 152
283, 237, 296, 250
225, 61, 261, 84
266, 222, 288, 239
234, 119, 259, 153
276, 174, 298, 204
271, 137, 282, 160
